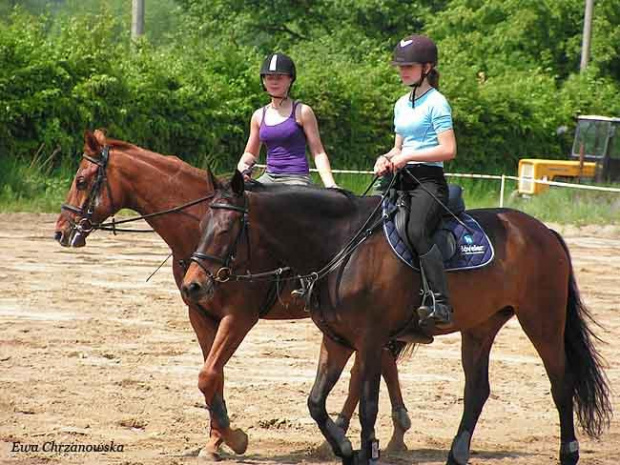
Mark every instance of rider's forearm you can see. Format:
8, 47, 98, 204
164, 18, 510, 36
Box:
237, 153, 257, 172
313, 153, 337, 187
382, 147, 402, 160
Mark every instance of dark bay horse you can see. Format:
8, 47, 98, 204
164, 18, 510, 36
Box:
54, 130, 413, 458
182, 170, 612, 465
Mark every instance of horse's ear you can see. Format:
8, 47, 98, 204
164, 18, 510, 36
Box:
231, 170, 245, 196
93, 129, 107, 146
83, 130, 100, 155
205, 166, 219, 190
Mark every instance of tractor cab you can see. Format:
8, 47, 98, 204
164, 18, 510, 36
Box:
571, 115, 620, 182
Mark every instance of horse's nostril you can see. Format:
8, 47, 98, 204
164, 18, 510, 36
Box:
189, 282, 202, 295
183, 282, 202, 301
54, 231, 62, 242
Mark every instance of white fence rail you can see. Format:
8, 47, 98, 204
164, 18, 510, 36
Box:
253, 164, 620, 207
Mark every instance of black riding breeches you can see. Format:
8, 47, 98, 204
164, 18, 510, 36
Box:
396, 165, 448, 255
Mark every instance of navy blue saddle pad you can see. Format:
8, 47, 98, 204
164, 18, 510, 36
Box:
382, 198, 494, 272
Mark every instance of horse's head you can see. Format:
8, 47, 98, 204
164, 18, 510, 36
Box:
182, 170, 246, 303
54, 130, 120, 247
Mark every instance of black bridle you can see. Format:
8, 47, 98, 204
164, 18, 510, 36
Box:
189, 200, 250, 283
60, 146, 216, 238
61, 146, 114, 237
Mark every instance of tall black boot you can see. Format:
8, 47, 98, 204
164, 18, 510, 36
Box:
417, 244, 453, 326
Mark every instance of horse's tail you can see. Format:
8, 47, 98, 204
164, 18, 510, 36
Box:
551, 229, 612, 438
387, 340, 417, 362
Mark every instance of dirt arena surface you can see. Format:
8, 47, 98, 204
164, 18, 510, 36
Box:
1, 213, 619, 465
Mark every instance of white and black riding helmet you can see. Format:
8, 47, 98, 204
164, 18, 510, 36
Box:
260, 53, 296, 97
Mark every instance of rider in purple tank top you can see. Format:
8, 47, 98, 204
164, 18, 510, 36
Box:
237, 53, 337, 187
259, 101, 309, 175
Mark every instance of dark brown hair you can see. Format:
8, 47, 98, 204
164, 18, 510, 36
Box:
427, 68, 440, 89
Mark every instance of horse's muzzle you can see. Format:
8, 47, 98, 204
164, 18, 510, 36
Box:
54, 229, 86, 247
182, 278, 214, 303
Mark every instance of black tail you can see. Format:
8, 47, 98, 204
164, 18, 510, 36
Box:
551, 229, 612, 438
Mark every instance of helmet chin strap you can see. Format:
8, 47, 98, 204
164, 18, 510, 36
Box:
409, 71, 429, 108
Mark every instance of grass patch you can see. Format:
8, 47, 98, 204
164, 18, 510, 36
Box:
0, 150, 75, 213
2, 158, 619, 226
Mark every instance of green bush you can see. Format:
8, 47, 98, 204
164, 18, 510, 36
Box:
1, 1, 619, 194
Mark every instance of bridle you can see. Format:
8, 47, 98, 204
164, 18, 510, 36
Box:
60, 146, 217, 239
189, 198, 250, 283
61, 146, 114, 237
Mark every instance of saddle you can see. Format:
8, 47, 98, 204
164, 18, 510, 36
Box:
382, 185, 494, 271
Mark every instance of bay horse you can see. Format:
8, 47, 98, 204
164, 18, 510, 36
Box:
182, 169, 612, 465
54, 130, 414, 459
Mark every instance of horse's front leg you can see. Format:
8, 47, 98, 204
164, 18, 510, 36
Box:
196, 313, 257, 457
308, 335, 354, 460
354, 340, 383, 465
187, 305, 228, 459
334, 348, 410, 453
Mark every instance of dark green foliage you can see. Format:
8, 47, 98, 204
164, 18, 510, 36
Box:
1, 0, 619, 188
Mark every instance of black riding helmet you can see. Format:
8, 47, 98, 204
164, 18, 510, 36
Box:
391, 35, 438, 66
392, 35, 438, 107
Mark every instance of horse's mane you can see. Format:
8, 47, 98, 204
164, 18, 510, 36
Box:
104, 137, 209, 180
245, 181, 358, 202
244, 181, 380, 221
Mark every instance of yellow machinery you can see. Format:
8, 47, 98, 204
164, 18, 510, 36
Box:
517, 115, 620, 195
517, 159, 596, 195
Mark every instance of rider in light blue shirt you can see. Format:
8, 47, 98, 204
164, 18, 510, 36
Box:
374, 34, 457, 327
393, 89, 453, 168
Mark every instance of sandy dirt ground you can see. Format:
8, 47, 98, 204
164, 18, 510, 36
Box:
0, 214, 619, 465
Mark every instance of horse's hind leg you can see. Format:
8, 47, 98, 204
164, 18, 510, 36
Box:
381, 346, 411, 453
308, 335, 354, 460
448, 310, 513, 465
330, 347, 410, 453
515, 304, 579, 465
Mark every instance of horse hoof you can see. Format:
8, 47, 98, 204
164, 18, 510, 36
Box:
385, 437, 407, 454
313, 441, 336, 460
198, 448, 221, 461
446, 449, 465, 465
340, 438, 353, 458
560, 451, 579, 465
225, 428, 248, 454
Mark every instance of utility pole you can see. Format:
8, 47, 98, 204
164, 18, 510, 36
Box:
580, 0, 594, 72
131, 0, 145, 40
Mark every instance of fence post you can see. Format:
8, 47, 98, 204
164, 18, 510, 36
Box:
499, 174, 506, 208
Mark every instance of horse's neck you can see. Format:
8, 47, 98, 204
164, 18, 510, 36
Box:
251, 191, 377, 273
113, 149, 209, 258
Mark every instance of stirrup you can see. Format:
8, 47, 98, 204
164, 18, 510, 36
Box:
417, 292, 453, 326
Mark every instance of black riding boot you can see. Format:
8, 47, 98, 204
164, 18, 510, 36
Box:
417, 244, 453, 326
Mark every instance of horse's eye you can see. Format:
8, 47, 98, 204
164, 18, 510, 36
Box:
76, 178, 88, 190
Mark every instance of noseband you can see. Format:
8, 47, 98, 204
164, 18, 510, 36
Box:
190, 199, 249, 283
61, 146, 114, 236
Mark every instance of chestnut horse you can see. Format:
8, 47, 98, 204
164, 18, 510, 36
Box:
182, 170, 611, 465
54, 130, 413, 459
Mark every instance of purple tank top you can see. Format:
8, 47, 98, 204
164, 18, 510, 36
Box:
259, 101, 309, 175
